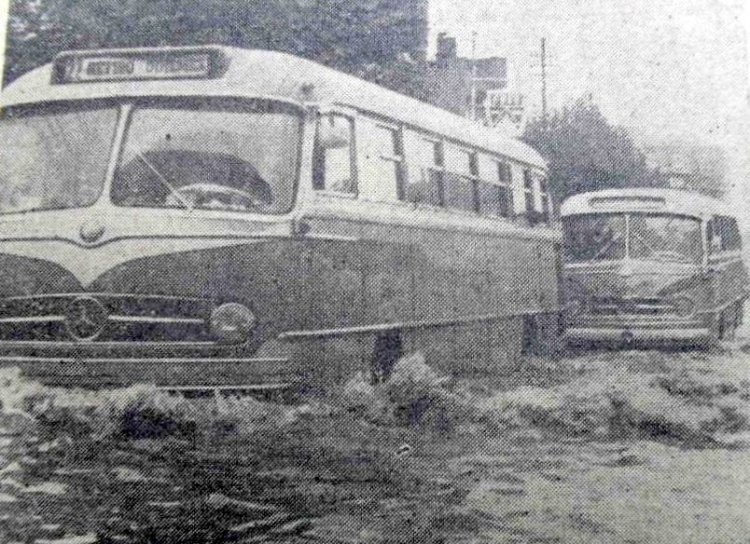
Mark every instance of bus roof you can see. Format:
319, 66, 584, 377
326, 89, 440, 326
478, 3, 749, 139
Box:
0, 45, 546, 169
560, 188, 734, 219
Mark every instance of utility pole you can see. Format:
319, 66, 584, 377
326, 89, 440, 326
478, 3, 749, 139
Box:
470, 31, 478, 121
540, 37, 548, 126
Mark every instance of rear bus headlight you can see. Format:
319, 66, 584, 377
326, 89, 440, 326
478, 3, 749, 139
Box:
673, 297, 695, 318
210, 303, 256, 344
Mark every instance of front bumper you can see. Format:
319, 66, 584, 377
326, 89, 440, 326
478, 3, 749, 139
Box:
564, 327, 711, 343
0, 341, 297, 388
564, 315, 710, 343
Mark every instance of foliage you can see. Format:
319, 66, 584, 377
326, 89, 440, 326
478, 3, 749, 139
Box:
4, 0, 430, 97
522, 97, 663, 201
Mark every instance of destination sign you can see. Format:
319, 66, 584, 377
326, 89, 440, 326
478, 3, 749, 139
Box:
54, 51, 217, 84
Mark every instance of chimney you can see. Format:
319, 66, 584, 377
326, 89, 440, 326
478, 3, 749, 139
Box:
436, 32, 457, 68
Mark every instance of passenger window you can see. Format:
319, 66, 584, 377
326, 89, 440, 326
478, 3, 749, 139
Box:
359, 120, 403, 201
539, 177, 551, 223
403, 135, 444, 206
476, 155, 512, 217
313, 114, 354, 194
523, 169, 535, 214
443, 147, 477, 212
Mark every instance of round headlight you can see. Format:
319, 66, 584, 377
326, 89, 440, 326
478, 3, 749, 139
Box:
673, 297, 695, 318
210, 303, 256, 344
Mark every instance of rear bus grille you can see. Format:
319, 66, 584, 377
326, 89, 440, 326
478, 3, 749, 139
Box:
0, 294, 213, 343
589, 297, 675, 317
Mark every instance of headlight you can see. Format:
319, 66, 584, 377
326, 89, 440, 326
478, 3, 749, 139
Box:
672, 297, 695, 318
210, 303, 256, 344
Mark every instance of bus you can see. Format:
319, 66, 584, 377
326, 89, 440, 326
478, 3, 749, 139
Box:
560, 188, 749, 345
0, 46, 561, 389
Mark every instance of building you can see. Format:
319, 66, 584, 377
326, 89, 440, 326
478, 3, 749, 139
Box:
427, 33, 525, 136
428, 33, 507, 116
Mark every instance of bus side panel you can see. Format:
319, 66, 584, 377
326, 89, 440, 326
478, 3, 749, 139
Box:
708, 256, 748, 311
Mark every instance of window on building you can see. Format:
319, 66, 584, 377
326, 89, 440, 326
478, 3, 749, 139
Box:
313, 114, 355, 194
403, 136, 444, 206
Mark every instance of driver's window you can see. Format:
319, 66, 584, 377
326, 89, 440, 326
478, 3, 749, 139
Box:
313, 114, 355, 194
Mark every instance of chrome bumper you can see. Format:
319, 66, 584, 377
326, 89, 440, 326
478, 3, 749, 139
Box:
0, 353, 296, 388
564, 327, 711, 342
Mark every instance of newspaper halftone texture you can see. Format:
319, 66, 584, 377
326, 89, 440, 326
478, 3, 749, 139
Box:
0, 2, 750, 543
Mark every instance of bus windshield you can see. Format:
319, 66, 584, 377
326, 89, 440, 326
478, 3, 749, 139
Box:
629, 213, 702, 264
112, 101, 302, 214
0, 105, 118, 214
563, 212, 703, 264
563, 214, 626, 263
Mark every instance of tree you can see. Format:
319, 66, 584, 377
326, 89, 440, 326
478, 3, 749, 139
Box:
3, 0, 431, 98
522, 97, 660, 202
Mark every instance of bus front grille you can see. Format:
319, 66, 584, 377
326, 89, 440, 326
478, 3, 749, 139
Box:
0, 294, 213, 343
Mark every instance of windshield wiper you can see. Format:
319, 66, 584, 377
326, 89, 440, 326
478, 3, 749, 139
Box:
134, 151, 193, 211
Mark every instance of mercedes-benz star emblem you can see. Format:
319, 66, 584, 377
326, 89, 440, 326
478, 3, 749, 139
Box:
79, 221, 105, 244
65, 296, 109, 341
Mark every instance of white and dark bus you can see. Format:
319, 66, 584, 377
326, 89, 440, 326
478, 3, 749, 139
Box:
0, 46, 561, 388
561, 188, 749, 345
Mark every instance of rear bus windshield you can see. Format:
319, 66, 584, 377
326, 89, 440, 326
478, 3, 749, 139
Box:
112, 100, 302, 214
563, 212, 703, 264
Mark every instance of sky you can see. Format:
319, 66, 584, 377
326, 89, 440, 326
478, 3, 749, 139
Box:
428, 0, 750, 210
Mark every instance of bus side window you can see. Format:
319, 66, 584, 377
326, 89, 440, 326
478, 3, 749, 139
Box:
709, 217, 725, 254
443, 145, 478, 212
358, 119, 403, 202
476, 154, 512, 218
539, 177, 551, 223
313, 114, 355, 194
523, 169, 535, 214
715, 216, 742, 252
403, 132, 444, 207
726, 217, 741, 251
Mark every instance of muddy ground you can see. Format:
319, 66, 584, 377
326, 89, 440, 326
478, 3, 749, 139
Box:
0, 335, 749, 543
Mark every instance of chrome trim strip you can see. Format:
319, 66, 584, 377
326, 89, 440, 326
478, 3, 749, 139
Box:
0, 316, 65, 324
0, 292, 210, 302
0, 356, 286, 364
0, 340, 215, 348
279, 307, 562, 340
108, 315, 206, 325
